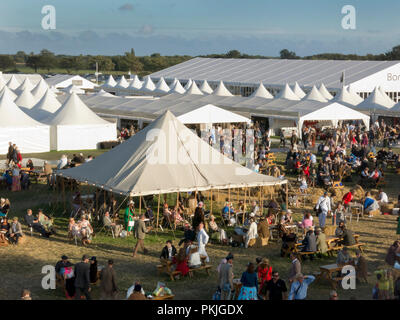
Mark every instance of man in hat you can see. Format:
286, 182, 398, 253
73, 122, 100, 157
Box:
218, 253, 234, 300
100, 259, 118, 300
55, 255, 73, 275
315, 191, 331, 228
288, 273, 315, 300
124, 200, 135, 235
74, 254, 91, 300
132, 214, 152, 258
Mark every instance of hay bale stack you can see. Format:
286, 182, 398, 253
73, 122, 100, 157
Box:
352, 185, 366, 201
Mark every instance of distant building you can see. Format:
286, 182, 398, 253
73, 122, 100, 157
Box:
45, 74, 96, 92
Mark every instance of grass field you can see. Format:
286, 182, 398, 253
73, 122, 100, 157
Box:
0, 147, 399, 300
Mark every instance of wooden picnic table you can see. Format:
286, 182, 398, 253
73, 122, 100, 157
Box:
315, 263, 343, 289
348, 202, 364, 222
152, 294, 175, 300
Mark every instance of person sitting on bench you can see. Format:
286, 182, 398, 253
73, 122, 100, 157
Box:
364, 192, 380, 217
0, 217, 10, 243
179, 223, 196, 246
9, 217, 23, 244
103, 211, 122, 237
187, 245, 202, 269
145, 206, 154, 222
335, 221, 346, 238
339, 225, 356, 246
160, 240, 177, 261
38, 209, 56, 235
301, 227, 317, 260
336, 247, 353, 266
0, 198, 10, 217
24, 209, 50, 238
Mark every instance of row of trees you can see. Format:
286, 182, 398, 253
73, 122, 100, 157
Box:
1, 45, 400, 75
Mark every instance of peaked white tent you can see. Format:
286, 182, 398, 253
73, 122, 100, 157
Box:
177, 104, 251, 124
31, 78, 49, 100
169, 79, 186, 94
333, 86, 363, 106
185, 81, 204, 95
184, 79, 193, 90
302, 85, 328, 102
355, 86, 394, 111
200, 80, 213, 94
154, 77, 170, 94
56, 110, 286, 196
26, 88, 62, 121
318, 83, 334, 100
127, 75, 143, 90
140, 76, 156, 93
0, 85, 17, 101
0, 88, 50, 154
0, 75, 6, 91
95, 89, 116, 98
102, 75, 117, 89
44, 93, 116, 150
292, 82, 306, 98
115, 76, 129, 89
212, 81, 233, 97
6, 75, 21, 90
249, 82, 273, 99
62, 84, 85, 94
275, 83, 301, 100
14, 87, 37, 109
15, 77, 35, 95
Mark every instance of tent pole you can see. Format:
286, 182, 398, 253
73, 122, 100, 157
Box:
285, 183, 288, 211
95, 189, 99, 216
210, 189, 213, 215
62, 178, 66, 214
242, 187, 247, 225
175, 192, 179, 230
156, 192, 161, 229
228, 187, 231, 220
259, 186, 262, 216
139, 195, 142, 216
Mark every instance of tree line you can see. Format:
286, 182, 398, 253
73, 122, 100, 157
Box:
0, 45, 400, 76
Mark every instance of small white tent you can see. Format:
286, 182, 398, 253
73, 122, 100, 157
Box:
212, 81, 233, 96
27, 88, 62, 121
31, 78, 49, 100
115, 76, 129, 89
127, 75, 143, 90
185, 81, 204, 95
184, 79, 193, 90
169, 80, 186, 94
318, 83, 334, 100
101, 75, 117, 89
6, 75, 21, 90
44, 93, 117, 151
0, 85, 17, 101
62, 84, 85, 94
0, 74, 6, 91
0, 88, 50, 154
14, 87, 37, 109
140, 76, 156, 93
302, 85, 328, 102
177, 104, 251, 124
250, 82, 273, 99
154, 77, 170, 94
292, 82, 306, 98
95, 89, 116, 98
275, 83, 301, 100
333, 86, 363, 106
355, 86, 394, 111
15, 77, 35, 95
200, 80, 213, 94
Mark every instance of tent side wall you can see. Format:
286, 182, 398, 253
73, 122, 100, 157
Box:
0, 126, 50, 154
53, 123, 117, 151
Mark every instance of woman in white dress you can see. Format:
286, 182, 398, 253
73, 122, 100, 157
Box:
196, 222, 210, 263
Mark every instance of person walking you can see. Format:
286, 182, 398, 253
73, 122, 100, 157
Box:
288, 273, 315, 300
132, 214, 152, 258
218, 253, 234, 300
100, 259, 118, 300
315, 191, 331, 229
74, 254, 92, 300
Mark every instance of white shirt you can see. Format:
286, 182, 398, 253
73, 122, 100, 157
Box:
379, 192, 389, 203
197, 228, 209, 247
316, 196, 331, 213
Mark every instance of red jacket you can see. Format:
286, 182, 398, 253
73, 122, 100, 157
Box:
342, 192, 353, 204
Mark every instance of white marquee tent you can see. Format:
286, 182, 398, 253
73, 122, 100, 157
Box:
0, 89, 50, 154
355, 86, 395, 112
302, 85, 328, 102
140, 76, 156, 93
333, 86, 363, 106
26, 88, 62, 121
169, 79, 186, 94
0, 85, 17, 101
212, 81, 233, 97
44, 93, 116, 151
292, 82, 306, 99
115, 76, 129, 89
200, 80, 213, 94
31, 78, 49, 100
6, 75, 21, 90
14, 87, 37, 109
102, 75, 117, 89
275, 83, 301, 100
15, 77, 35, 95
185, 81, 204, 95
318, 83, 334, 100
154, 77, 170, 94
184, 79, 193, 90
249, 83, 273, 99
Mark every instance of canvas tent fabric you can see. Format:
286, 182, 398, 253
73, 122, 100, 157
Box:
56, 110, 286, 196
292, 82, 306, 99
169, 80, 186, 94
318, 83, 334, 100
115, 76, 129, 89
14, 87, 37, 109
249, 83, 273, 99
6, 75, 21, 90
177, 104, 251, 124
302, 85, 328, 102
127, 75, 143, 90
0, 75, 6, 91
15, 77, 35, 95
31, 78, 49, 100
275, 83, 300, 100
62, 85, 85, 94
0, 89, 50, 154
102, 75, 117, 89
184, 79, 193, 90
154, 77, 170, 94
44, 93, 116, 150
212, 81, 233, 97
200, 80, 213, 94
140, 76, 156, 92
333, 86, 363, 106
185, 81, 204, 95
27, 88, 62, 121
0, 85, 17, 101
355, 86, 394, 111
95, 89, 116, 98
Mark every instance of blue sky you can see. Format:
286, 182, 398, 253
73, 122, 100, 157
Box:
0, 0, 399, 56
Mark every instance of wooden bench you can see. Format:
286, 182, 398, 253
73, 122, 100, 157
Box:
345, 242, 365, 253
188, 264, 212, 278
157, 261, 182, 281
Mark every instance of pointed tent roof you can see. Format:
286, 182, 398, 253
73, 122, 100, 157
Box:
127, 75, 143, 90
0, 74, 6, 91
50, 85, 61, 94
56, 110, 286, 196
95, 89, 116, 98
249, 82, 273, 99
169, 79, 186, 94
15, 77, 35, 94
184, 79, 193, 90
0, 87, 45, 127
355, 86, 394, 111
375, 86, 395, 107
154, 77, 170, 93
45, 92, 110, 126
32, 88, 62, 113
177, 104, 250, 124
275, 83, 301, 100
199, 80, 213, 94
141, 76, 156, 92
62, 84, 85, 94
0, 85, 17, 101
115, 76, 129, 89
212, 81, 233, 97
318, 83, 334, 100
292, 82, 306, 98
6, 75, 21, 90
14, 87, 37, 109
185, 81, 204, 95
102, 75, 117, 88
302, 85, 328, 102
333, 86, 363, 106
31, 78, 49, 99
